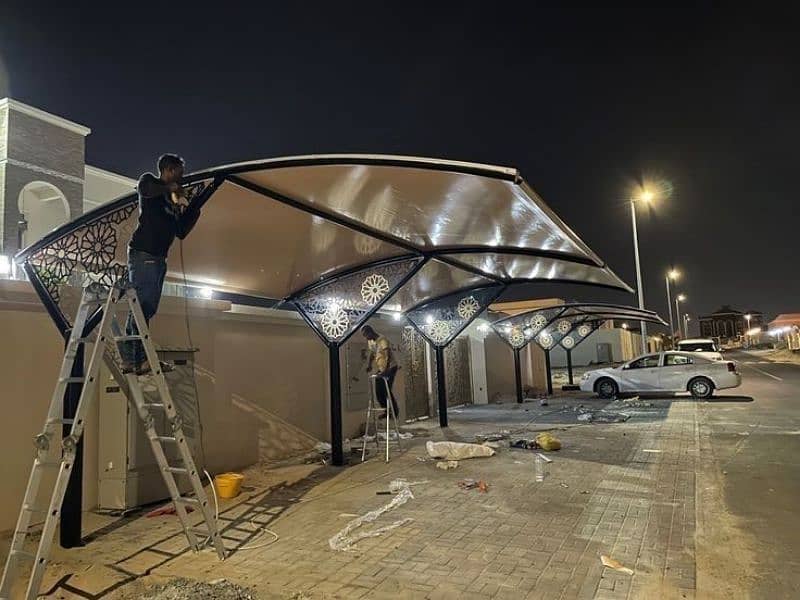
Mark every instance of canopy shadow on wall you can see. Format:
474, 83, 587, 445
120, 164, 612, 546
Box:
16, 154, 634, 469
491, 303, 668, 399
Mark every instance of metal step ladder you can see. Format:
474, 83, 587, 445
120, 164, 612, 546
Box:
361, 374, 403, 463
0, 283, 225, 600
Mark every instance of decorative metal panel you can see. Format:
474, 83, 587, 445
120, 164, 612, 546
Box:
405, 285, 503, 348
430, 337, 473, 407
401, 326, 430, 420
563, 319, 604, 350
24, 181, 213, 327
491, 306, 562, 350
293, 257, 422, 344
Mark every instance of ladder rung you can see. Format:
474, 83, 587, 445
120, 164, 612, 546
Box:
68, 336, 93, 346
166, 467, 189, 475
46, 418, 74, 426
59, 377, 85, 384
114, 335, 145, 342
22, 503, 48, 513
157, 436, 177, 443
145, 403, 166, 410
10, 550, 36, 561
82, 298, 108, 307
34, 459, 64, 468
175, 496, 200, 506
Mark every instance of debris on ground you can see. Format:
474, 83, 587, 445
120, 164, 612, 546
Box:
329, 481, 415, 551
575, 407, 630, 423
482, 441, 505, 449
436, 460, 459, 470
146, 504, 193, 518
426, 440, 495, 460
314, 441, 332, 453
511, 432, 562, 451
601, 554, 634, 575
536, 452, 553, 463
389, 478, 428, 492
141, 577, 258, 599
457, 478, 489, 492
474, 430, 511, 442
621, 396, 654, 408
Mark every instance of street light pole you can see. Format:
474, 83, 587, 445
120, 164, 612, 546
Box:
683, 314, 690, 338
665, 275, 674, 344
631, 199, 648, 354
744, 313, 752, 348
665, 269, 679, 348
675, 294, 686, 341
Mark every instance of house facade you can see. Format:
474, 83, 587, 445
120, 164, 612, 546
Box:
699, 305, 764, 342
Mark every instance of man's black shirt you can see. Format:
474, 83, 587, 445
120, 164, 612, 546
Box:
129, 173, 201, 257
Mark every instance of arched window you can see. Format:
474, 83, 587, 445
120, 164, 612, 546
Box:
18, 181, 70, 248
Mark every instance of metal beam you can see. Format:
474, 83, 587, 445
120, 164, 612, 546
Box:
544, 350, 553, 395
513, 348, 523, 403
435, 346, 448, 427
329, 346, 343, 466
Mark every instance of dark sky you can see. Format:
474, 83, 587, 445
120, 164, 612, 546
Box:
2, 2, 798, 330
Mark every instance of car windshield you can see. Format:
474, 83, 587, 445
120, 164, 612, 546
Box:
665, 354, 693, 366
678, 342, 717, 352
628, 355, 660, 369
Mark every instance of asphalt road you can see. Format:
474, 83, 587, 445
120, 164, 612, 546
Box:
702, 350, 800, 598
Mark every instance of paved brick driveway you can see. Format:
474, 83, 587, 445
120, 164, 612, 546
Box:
26, 397, 699, 599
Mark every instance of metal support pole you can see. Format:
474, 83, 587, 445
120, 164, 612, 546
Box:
566, 349, 574, 385
675, 298, 682, 343
60, 341, 83, 548
435, 346, 448, 427
513, 347, 523, 403
665, 275, 675, 348
329, 345, 344, 466
544, 349, 553, 395
630, 201, 648, 354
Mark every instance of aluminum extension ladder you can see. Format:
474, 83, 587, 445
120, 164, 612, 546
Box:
0, 283, 225, 600
361, 374, 403, 463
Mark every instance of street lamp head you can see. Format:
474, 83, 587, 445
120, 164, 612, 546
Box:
668, 269, 680, 280
677, 294, 686, 302
640, 190, 654, 203
745, 313, 752, 321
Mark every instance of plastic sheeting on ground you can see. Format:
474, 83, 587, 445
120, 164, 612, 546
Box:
425, 441, 495, 460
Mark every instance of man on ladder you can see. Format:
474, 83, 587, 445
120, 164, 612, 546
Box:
120, 153, 202, 375
0, 155, 224, 600
362, 325, 400, 419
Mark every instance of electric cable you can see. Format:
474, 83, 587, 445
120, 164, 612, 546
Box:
179, 239, 208, 470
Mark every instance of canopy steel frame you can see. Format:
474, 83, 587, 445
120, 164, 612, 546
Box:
403, 284, 505, 426
14, 155, 635, 545
492, 304, 667, 399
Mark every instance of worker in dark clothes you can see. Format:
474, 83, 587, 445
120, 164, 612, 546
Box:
119, 154, 202, 374
362, 325, 400, 418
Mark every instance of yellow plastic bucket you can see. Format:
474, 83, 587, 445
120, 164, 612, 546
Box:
214, 472, 244, 499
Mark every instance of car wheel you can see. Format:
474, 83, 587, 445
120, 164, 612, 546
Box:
596, 378, 618, 399
689, 377, 714, 399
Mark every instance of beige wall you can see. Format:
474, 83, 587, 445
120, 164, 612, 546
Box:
483, 334, 547, 400
0, 280, 419, 530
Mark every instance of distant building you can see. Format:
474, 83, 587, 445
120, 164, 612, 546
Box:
0, 98, 134, 264
769, 313, 800, 331
699, 306, 764, 342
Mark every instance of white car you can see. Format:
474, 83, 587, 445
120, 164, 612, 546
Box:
580, 351, 741, 399
676, 338, 724, 361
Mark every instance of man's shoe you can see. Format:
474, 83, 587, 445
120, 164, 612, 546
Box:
135, 361, 175, 376
121, 362, 137, 374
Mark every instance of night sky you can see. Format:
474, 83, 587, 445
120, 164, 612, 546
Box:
2, 2, 798, 330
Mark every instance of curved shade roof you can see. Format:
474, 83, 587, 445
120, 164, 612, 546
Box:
491, 303, 667, 350
16, 155, 632, 338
